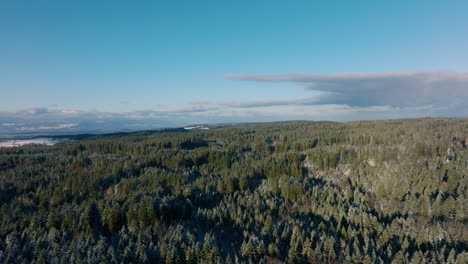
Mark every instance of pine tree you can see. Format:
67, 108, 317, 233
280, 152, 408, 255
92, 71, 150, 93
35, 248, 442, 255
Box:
302, 237, 313, 262
287, 242, 298, 263
267, 243, 279, 257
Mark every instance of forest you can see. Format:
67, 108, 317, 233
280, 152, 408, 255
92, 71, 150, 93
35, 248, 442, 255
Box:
0, 118, 467, 263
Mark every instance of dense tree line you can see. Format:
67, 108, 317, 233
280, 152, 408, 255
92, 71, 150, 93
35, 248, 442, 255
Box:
0, 118, 467, 263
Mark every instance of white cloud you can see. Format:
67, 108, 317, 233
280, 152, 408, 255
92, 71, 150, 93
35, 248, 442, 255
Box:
10, 107, 49, 116
16, 123, 79, 131
168, 104, 219, 114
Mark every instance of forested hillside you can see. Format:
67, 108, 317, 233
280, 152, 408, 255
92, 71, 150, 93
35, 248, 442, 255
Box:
0, 118, 467, 263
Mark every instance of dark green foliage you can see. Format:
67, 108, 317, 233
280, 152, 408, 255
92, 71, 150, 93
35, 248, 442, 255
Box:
0, 118, 467, 263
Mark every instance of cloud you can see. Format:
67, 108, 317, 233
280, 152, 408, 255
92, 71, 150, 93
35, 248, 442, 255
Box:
0, 105, 226, 134
221, 97, 321, 108
226, 72, 468, 110
0, 108, 172, 134
1, 72, 466, 134
169, 104, 219, 114
10, 107, 50, 116
15, 123, 79, 131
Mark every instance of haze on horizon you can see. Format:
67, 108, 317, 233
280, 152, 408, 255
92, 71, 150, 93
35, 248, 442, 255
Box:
1, 1, 468, 134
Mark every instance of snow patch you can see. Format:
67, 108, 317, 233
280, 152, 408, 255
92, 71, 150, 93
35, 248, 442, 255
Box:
0, 138, 70, 148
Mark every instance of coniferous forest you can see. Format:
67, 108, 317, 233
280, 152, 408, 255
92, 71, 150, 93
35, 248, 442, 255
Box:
0, 118, 467, 264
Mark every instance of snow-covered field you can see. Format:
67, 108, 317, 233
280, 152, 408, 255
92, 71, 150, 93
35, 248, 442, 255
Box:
0, 138, 69, 148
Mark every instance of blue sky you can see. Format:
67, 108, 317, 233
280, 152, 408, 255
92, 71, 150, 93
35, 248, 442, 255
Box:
1, 1, 468, 133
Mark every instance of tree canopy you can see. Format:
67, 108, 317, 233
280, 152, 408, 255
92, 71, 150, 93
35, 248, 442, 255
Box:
0, 118, 467, 263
